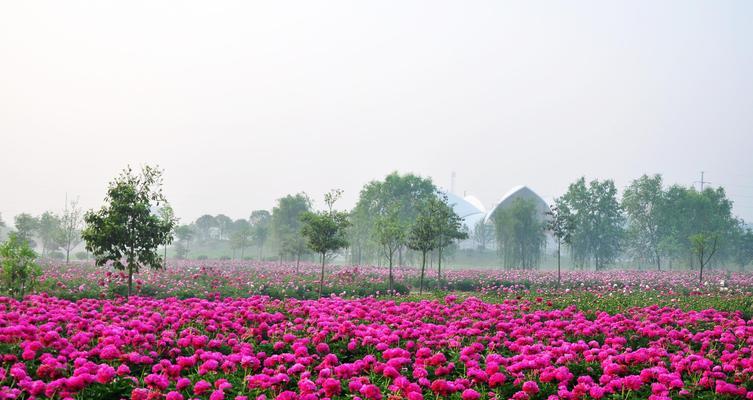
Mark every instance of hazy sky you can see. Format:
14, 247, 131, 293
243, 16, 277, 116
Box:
1, 1, 752, 224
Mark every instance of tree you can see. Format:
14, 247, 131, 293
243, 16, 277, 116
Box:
373, 204, 405, 294
622, 174, 666, 270
60, 199, 83, 264
407, 196, 444, 295
230, 219, 252, 259
733, 222, 753, 271
174, 224, 195, 259
555, 178, 624, 270
472, 220, 491, 251
158, 205, 178, 267
13, 213, 39, 248
195, 215, 218, 242
250, 210, 271, 260
351, 172, 437, 265
38, 211, 63, 257
661, 186, 736, 270
301, 189, 350, 298
493, 198, 546, 270
82, 165, 176, 297
272, 193, 311, 270
435, 193, 468, 281
691, 232, 718, 285
215, 214, 233, 241
546, 204, 574, 287
0, 233, 41, 298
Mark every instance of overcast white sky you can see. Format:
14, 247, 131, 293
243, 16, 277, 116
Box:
1, 0, 752, 223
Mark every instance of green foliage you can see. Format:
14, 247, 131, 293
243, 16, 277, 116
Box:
37, 211, 64, 257
195, 214, 218, 242
691, 232, 719, 284
215, 214, 233, 240
0, 233, 41, 298
272, 193, 311, 262
250, 210, 271, 259
13, 213, 39, 248
407, 194, 465, 293
81, 165, 176, 296
493, 198, 545, 269
556, 177, 624, 270
622, 174, 666, 269
373, 204, 406, 292
661, 185, 737, 269
301, 190, 350, 297
733, 223, 753, 270
350, 172, 437, 265
230, 218, 252, 258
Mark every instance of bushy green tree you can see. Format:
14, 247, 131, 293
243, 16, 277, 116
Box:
351, 172, 437, 265
195, 215, 218, 242
174, 224, 194, 259
250, 210, 271, 260
493, 198, 545, 270
230, 219, 252, 259
82, 165, 176, 297
622, 174, 667, 270
272, 193, 311, 270
373, 204, 405, 293
38, 211, 64, 257
556, 178, 624, 270
158, 204, 177, 267
733, 222, 753, 271
14, 213, 39, 248
0, 233, 41, 298
407, 196, 445, 295
215, 214, 233, 241
661, 186, 736, 269
301, 189, 350, 298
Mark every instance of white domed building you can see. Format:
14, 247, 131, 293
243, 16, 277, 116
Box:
441, 185, 551, 250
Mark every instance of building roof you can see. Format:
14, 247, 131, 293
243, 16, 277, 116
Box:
483, 185, 549, 224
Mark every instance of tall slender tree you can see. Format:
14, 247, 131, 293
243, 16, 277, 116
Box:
622, 174, 666, 270
60, 199, 83, 264
374, 204, 405, 294
301, 189, 350, 298
546, 204, 574, 287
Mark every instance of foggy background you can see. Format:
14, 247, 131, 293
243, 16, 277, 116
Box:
1, 0, 752, 222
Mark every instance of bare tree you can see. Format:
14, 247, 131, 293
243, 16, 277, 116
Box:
61, 199, 83, 264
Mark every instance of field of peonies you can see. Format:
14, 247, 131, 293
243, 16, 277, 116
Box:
1, 262, 753, 399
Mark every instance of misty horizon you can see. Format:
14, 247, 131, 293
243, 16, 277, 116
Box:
2, 1, 752, 223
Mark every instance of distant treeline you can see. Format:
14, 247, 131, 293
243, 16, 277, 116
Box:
2, 172, 752, 272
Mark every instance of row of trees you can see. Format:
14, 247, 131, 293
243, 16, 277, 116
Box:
488, 174, 753, 283
1, 201, 84, 263
73, 167, 470, 297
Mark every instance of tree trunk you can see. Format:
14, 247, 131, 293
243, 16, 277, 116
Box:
318, 253, 326, 298
419, 251, 427, 295
388, 251, 394, 295
557, 241, 561, 288
164, 245, 168, 269
127, 263, 133, 298
437, 246, 443, 284
296, 253, 301, 274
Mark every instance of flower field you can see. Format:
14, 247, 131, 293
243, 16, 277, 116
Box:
1, 262, 753, 399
